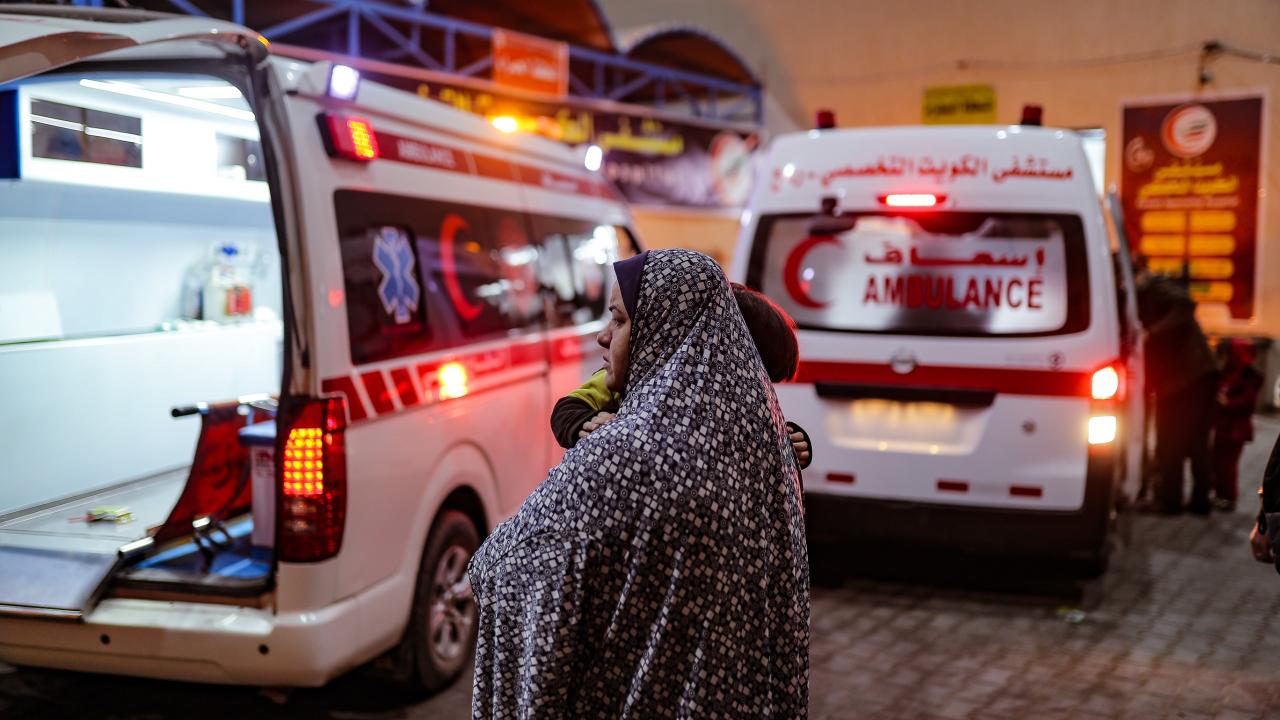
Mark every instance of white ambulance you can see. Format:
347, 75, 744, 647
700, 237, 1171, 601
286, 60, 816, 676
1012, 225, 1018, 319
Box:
732, 124, 1145, 572
0, 7, 633, 689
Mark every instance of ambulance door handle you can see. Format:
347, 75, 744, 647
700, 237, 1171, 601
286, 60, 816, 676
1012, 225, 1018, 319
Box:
814, 382, 996, 408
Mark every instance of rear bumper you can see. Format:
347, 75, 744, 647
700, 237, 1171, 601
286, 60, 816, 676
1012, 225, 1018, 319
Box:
805, 446, 1117, 559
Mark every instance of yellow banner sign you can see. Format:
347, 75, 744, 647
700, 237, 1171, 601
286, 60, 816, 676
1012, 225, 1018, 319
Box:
923, 85, 997, 125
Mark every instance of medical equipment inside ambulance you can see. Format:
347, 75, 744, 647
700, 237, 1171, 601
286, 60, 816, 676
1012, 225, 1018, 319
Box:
0, 70, 283, 617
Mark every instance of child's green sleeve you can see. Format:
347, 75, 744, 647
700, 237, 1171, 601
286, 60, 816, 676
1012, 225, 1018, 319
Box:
566, 369, 622, 411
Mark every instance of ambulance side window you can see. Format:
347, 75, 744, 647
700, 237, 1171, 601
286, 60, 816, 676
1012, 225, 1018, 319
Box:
335, 191, 435, 365
415, 206, 540, 343
530, 216, 615, 327
336, 190, 545, 365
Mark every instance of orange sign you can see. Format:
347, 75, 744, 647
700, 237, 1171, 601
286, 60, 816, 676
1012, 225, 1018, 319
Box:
492, 29, 568, 97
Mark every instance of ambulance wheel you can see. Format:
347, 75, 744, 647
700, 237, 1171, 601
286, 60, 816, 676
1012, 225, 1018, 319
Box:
404, 510, 479, 693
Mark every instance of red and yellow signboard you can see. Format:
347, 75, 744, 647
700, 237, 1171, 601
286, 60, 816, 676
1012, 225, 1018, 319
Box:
492, 29, 568, 97
1120, 95, 1263, 320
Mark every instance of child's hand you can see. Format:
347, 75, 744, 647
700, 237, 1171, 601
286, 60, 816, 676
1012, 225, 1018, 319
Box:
790, 431, 811, 467
579, 411, 616, 438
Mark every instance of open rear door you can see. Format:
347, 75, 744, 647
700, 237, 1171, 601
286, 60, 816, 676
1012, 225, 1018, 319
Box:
0, 7, 273, 621
0, 9, 267, 86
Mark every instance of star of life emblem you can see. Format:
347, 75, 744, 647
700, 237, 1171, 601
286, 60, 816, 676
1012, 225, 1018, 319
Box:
372, 226, 420, 325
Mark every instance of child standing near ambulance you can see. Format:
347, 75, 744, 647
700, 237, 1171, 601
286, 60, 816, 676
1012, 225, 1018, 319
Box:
1212, 338, 1264, 512
551, 283, 812, 471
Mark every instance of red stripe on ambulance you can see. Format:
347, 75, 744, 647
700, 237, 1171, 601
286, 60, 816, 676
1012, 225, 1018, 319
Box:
320, 376, 370, 423
793, 360, 1092, 398
324, 328, 597, 425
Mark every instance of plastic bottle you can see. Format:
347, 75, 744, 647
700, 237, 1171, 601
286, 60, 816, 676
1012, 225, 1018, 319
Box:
202, 244, 255, 322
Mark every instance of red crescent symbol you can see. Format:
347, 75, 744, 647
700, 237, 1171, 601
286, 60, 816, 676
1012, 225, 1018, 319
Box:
441, 213, 484, 321
783, 235, 840, 309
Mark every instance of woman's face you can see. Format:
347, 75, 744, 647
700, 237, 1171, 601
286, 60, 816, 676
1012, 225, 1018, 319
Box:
598, 282, 631, 392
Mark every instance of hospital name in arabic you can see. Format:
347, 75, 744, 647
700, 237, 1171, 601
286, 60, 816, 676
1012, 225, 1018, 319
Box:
778, 155, 1072, 191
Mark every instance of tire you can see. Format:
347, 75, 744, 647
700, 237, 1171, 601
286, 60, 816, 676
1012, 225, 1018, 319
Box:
402, 509, 480, 693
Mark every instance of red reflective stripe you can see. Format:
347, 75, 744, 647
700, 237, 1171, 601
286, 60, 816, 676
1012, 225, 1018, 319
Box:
415, 361, 441, 397
793, 360, 1091, 397
389, 367, 420, 407
324, 330, 599, 423
472, 153, 519, 182
511, 340, 547, 366
321, 376, 369, 423
361, 371, 395, 414
827, 472, 856, 484
1010, 485, 1043, 498
552, 332, 599, 365
937, 479, 969, 493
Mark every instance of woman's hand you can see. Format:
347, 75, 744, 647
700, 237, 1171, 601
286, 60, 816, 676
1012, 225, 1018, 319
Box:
790, 431, 811, 467
1250, 521, 1274, 563
579, 411, 616, 438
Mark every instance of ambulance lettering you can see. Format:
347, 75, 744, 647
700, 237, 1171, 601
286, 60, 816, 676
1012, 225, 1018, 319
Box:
780, 227, 1063, 333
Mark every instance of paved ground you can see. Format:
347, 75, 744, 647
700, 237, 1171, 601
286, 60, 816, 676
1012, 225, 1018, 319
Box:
4, 418, 1280, 719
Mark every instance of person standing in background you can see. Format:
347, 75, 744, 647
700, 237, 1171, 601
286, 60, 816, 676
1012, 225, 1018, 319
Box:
1136, 269, 1217, 515
1212, 339, 1264, 512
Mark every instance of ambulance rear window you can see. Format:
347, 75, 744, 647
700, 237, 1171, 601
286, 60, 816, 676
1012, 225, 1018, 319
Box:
746, 212, 1090, 337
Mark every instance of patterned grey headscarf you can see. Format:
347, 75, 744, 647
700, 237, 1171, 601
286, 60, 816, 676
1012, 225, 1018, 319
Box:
468, 249, 809, 718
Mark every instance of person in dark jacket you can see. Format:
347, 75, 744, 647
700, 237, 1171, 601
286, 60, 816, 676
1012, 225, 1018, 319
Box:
1249, 435, 1280, 567
1212, 339, 1264, 511
1137, 270, 1217, 515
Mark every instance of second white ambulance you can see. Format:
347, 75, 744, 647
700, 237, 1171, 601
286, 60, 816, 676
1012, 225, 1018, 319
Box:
733, 124, 1145, 572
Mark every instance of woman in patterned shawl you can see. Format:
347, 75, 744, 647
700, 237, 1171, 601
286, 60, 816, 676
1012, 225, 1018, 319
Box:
467, 248, 809, 718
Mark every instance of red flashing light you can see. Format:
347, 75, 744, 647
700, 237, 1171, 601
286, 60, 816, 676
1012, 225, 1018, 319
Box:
880, 193, 946, 208
1091, 364, 1123, 402
278, 397, 347, 562
1020, 104, 1044, 126
815, 109, 836, 130
322, 112, 379, 161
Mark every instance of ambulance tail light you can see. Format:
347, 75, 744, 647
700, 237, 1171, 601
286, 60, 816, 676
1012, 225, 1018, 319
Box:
278, 397, 347, 562
1087, 362, 1124, 445
319, 112, 379, 161
880, 193, 946, 208
1088, 415, 1117, 445
1091, 364, 1123, 401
